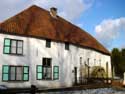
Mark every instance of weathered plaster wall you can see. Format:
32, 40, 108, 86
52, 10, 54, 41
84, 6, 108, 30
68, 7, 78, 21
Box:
0, 34, 111, 88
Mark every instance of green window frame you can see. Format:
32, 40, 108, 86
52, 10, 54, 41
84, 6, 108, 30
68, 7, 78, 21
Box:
36, 65, 43, 80
53, 66, 59, 80
46, 39, 51, 48
2, 65, 29, 81
65, 42, 69, 50
3, 38, 23, 55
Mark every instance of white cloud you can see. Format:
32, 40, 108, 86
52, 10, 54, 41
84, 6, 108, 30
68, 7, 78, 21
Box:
95, 17, 125, 48
33, 0, 94, 21
76, 23, 84, 28
0, 0, 94, 22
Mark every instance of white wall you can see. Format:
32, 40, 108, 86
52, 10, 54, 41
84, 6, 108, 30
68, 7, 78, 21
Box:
0, 33, 111, 88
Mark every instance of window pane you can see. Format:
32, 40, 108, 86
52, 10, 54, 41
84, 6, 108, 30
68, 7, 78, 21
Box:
16, 67, 22, 80
4, 47, 10, 53
46, 68, 51, 78
43, 67, 47, 79
11, 40, 16, 47
42, 58, 46, 66
3, 66, 9, 73
24, 67, 28, 73
23, 74, 28, 81
47, 59, 51, 66
10, 67, 16, 80
37, 73, 42, 79
37, 66, 42, 72
17, 41, 23, 47
3, 74, 9, 81
17, 48, 23, 54
4, 39, 10, 46
11, 47, 16, 54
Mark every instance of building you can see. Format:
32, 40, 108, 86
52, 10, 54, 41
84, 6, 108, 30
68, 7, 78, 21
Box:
0, 5, 111, 88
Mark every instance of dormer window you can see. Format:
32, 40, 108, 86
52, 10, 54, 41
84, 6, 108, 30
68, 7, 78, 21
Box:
46, 39, 51, 48
65, 42, 69, 50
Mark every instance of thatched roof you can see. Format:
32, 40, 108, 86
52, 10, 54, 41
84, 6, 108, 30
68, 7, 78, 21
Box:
0, 5, 110, 55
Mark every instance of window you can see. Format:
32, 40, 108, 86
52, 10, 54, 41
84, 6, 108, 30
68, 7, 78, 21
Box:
87, 58, 89, 66
2, 65, 29, 81
80, 57, 82, 65
99, 60, 101, 66
36, 65, 43, 80
65, 42, 69, 50
94, 59, 96, 66
42, 58, 52, 80
53, 66, 59, 80
4, 38, 23, 55
46, 39, 51, 48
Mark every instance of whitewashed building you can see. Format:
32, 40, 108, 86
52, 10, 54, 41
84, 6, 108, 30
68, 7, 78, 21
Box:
0, 5, 111, 88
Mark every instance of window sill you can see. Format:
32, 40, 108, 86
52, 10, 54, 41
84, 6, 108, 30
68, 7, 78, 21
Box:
3, 53, 24, 56
37, 79, 53, 81
2, 80, 29, 82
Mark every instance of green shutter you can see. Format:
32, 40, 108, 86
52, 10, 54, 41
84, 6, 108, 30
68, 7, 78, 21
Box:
37, 65, 43, 80
53, 66, 59, 80
4, 39, 11, 54
2, 65, 9, 81
23, 66, 29, 81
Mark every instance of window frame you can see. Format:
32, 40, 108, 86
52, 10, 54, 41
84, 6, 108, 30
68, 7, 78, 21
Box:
65, 42, 69, 50
3, 38, 23, 55
46, 39, 51, 48
42, 58, 52, 80
2, 65, 29, 82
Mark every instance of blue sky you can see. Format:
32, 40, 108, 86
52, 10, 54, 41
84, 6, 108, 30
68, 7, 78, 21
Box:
74, 0, 125, 51
0, 0, 125, 51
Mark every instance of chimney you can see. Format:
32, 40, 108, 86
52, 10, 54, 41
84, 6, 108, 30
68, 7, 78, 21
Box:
50, 7, 57, 18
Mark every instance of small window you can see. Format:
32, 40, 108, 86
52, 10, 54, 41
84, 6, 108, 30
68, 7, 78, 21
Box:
3, 38, 23, 55
99, 60, 101, 66
94, 59, 96, 66
53, 66, 59, 80
2, 65, 29, 81
42, 58, 52, 80
65, 42, 69, 50
80, 57, 82, 65
87, 58, 89, 65
46, 39, 51, 48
